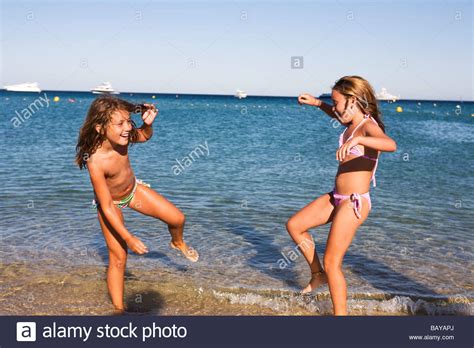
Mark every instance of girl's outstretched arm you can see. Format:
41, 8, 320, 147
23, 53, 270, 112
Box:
88, 163, 148, 254
298, 93, 337, 118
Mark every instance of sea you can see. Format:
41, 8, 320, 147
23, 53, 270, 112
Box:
0, 90, 472, 315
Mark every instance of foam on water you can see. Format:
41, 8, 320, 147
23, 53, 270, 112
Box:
1, 262, 472, 316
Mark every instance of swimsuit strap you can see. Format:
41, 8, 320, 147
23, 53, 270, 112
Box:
349, 114, 379, 187
350, 193, 363, 219
339, 127, 348, 147
340, 114, 370, 153
347, 114, 370, 140
370, 157, 378, 187
368, 115, 378, 125
338, 114, 379, 187
366, 115, 379, 187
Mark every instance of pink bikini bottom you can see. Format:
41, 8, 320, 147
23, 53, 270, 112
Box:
331, 188, 371, 219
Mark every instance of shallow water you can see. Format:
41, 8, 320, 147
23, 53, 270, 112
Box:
0, 91, 473, 315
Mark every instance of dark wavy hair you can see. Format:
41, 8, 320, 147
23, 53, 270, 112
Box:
75, 96, 140, 169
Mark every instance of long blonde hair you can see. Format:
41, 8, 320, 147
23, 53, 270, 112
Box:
333, 76, 385, 132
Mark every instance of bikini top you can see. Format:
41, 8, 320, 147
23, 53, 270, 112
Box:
339, 114, 379, 187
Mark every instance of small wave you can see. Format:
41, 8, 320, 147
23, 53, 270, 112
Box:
212, 288, 473, 315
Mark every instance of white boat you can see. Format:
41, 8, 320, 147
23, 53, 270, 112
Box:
91, 82, 119, 94
318, 92, 332, 98
235, 89, 247, 99
376, 87, 399, 102
4, 82, 41, 92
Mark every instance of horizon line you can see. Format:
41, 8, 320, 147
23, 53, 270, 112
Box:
0, 89, 472, 103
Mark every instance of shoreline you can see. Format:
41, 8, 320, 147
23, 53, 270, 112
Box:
1, 261, 471, 316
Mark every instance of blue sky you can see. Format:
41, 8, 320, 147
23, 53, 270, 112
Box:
1, 0, 472, 100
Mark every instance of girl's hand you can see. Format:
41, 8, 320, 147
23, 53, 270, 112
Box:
298, 94, 321, 107
337, 136, 360, 162
126, 235, 149, 255
142, 104, 158, 126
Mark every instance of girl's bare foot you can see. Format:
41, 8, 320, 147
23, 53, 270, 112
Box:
301, 270, 328, 294
170, 241, 199, 262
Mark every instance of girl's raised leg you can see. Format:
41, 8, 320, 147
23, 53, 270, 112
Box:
323, 197, 370, 315
97, 206, 127, 312
286, 193, 335, 293
129, 184, 199, 262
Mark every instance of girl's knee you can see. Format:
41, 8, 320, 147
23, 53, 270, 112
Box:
286, 217, 298, 234
169, 211, 185, 228
178, 212, 185, 226
109, 252, 127, 270
323, 254, 342, 274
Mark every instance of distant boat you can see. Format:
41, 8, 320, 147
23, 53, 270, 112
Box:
235, 89, 247, 99
91, 82, 119, 94
318, 93, 332, 98
376, 87, 399, 102
4, 82, 41, 92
